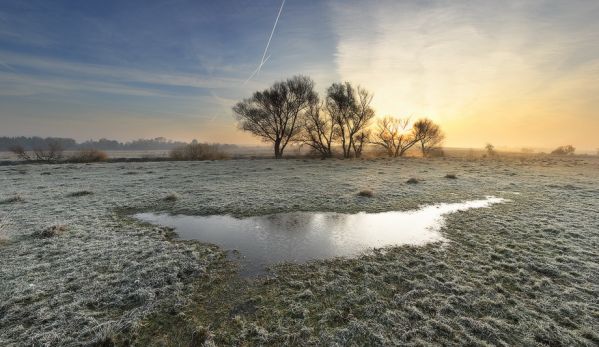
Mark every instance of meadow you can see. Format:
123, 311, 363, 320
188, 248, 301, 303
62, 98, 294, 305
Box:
0, 155, 597, 345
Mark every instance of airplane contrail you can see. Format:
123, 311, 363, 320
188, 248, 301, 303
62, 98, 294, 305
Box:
244, 0, 285, 84
244, 54, 271, 85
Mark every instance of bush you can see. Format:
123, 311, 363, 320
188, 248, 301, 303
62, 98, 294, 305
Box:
551, 145, 575, 156
69, 149, 108, 163
35, 224, 67, 238
8, 145, 32, 161
169, 143, 228, 161
427, 147, 445, 158
0, 194, 24, 204
67, 190, 94, 197
357, 189, 374, 197
485, 143, 496, 157
163, 193, 179, 202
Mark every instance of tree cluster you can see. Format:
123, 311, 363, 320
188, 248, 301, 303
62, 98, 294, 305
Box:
0, 136, 235, 151
233, 75, 445, 159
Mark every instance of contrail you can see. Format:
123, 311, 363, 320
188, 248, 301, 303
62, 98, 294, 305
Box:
244, 54, 270, 85
244, 0, 285, 84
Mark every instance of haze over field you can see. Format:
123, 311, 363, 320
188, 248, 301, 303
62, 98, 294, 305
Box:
1, 0, 598, 150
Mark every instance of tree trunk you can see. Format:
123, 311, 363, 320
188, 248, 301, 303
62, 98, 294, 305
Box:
274, 139, 282, 159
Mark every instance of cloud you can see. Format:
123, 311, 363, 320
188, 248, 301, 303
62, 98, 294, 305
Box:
329, 0, 599, 148
0, 51, 246, 92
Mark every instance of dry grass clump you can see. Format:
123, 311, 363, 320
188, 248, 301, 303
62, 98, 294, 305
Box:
35, 224, 67, 238
445, 173, 457, 179
0, 211, 12, 244
0, 194, 24, 204
406, 178, 420, 184
169, 143, 228, 161
163, 193, 180, 202
357, 189, 374, 198
67, 190, 94, 197
69, 149, 108, 163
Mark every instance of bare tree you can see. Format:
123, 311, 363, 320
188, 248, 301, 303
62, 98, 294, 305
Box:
413, 118, 445, 157
33, 140, 64, 162
372, 116, 419, 157
233, 75, 317, 159
326, 82, 375, 158
8, 145, 32, 161
301, 99, 337, 158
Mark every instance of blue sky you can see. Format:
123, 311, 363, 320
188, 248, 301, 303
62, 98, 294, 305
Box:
0, 0, 337, 143
1, 0, 598, 149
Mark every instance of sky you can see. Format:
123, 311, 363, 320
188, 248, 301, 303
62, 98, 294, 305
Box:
1, 0, 598, 150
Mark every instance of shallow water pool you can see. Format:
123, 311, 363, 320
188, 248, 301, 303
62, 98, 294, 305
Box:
135, 196, 506, 275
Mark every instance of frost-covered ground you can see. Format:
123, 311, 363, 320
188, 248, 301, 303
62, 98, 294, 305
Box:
1, 156, 598, 345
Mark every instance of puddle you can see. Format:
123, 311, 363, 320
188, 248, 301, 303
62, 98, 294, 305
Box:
135, 196, 507, 276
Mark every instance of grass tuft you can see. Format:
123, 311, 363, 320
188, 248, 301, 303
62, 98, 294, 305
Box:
67, 190, 94, 197
164, 193, 180, 202
357, 189, 374, 198
0, 194, 24, 204
35, 224, 67, 238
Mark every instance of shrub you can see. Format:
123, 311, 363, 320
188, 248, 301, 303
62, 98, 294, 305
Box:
357, 189, 374, 197
164, 193, 179, 202
485, 143, 496, 157
67, 190, 94, 197
35, 224, 67, 238
69, 149, 108, 163
34, 140, 64, 162
169, 143, 228, 161
427, 147, 445, 158
551, 145, 575, 156
0, 210, 12, 243
8, 145, 32, 161
0, 194, 24, 204
10, 142, 64, 162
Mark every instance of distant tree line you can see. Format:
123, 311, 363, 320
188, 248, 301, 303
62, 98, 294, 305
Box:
0, 136, 238, 151
233, 75, 445, 159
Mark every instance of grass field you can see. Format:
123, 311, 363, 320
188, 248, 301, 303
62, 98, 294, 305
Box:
1, 156, 597, 345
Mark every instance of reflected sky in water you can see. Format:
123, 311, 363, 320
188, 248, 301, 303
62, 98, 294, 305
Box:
135, 196, 506, 275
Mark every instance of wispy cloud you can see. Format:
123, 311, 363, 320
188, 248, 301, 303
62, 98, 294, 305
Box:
330, 0, 599, 148
0, 51, 246, 93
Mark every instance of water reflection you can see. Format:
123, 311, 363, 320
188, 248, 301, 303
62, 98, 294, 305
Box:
135, 196, 506, 275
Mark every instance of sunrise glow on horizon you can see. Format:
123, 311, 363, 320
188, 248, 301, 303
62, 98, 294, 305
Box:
1, 0, 598, 150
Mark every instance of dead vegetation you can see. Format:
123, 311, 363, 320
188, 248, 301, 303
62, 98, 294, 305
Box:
9, 141, 64, 162
551, 145, 576, 156
34, 224, 67, 238
67, 190, 94, 197
69, 149, 108, 163
169, 143, 229, 161
163, 193, 180, 202
0, 194, 24, 204
357, 189, 374, 197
